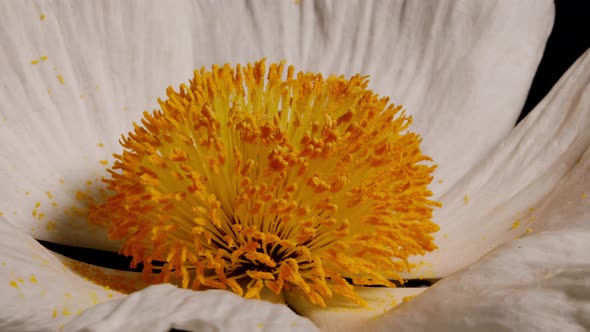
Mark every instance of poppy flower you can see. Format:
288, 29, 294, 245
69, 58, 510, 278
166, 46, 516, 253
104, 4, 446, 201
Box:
1, 1, 588, 331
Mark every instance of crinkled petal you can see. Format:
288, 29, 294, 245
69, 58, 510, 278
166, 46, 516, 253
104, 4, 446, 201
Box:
63, 284, 319, 332
0, 0, 552, 250
409, 49, 590, 278
285, 286, 426, 332
0, 220, 123, 332
369, 140, 590, 332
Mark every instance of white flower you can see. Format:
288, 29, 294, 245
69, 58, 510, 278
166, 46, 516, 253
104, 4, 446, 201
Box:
1, 1, 588, 331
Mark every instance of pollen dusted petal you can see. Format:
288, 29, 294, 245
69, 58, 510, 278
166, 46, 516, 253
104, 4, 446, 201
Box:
89, 59, 440, 307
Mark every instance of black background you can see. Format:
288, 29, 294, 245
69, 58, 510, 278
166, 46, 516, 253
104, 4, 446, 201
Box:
518, 0, 590, 123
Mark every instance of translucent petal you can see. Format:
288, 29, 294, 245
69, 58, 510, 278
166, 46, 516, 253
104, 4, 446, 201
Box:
63, 284, 320, 332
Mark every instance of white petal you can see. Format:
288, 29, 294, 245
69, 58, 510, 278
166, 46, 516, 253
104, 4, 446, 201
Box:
285, 286, 426, 332
0, 220, 123, 332
408, 49, 590, 278
63, 284, 319, 332
0, 0, 552, 250
368, 141, 590, 332
310, 0, 554, 198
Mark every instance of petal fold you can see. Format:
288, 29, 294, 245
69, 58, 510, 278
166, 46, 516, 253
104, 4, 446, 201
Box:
285, 286, 426, 332
369, 140, 590, 332
63, 284, 319, 332
367, 51, 590, 332
412, 49, 590, 277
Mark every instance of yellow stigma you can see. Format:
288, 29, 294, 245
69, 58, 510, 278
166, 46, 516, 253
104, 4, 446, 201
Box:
89, 59, 440, 307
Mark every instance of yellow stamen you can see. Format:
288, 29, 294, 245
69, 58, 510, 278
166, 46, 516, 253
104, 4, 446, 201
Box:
89, 59, 440, 307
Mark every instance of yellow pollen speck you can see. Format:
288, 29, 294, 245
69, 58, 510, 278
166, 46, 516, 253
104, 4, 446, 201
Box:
35, 202, 41, 208
464, 195, 469, 204
526, 228, 533, 234
402, 295, 416, 303
511, 220, 520, 230
41, 55, 48, 61
256, 323, 264, 328
0, 211, 3, 216
62, 308, 71, 316
46, 191, 53, 199
10, 281, 18, 288
90, 291, 98, 305
107, 293, 113, 298
438, 179, 443, 184
47, 89, 52, 94
31, 59, 40, 65
1, 262, 5, 266
30, 275, 38, 283
17, 278, 23, 283
88, 59, 440, 307
57, 74, 65, 84
52, 309, 57, 318
25, 191, 30, 195
40, 14, 46, 20
59, 179, 65, 184
65, 292, 72, 299
582, 193, 588, 199
97, 143, 104, 148
99, 160, 108, 165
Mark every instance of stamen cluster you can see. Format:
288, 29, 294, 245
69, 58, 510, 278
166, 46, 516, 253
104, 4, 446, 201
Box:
90, 59, 440, 306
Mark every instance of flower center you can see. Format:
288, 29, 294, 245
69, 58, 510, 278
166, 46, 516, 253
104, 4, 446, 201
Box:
88, 59, 441, 307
